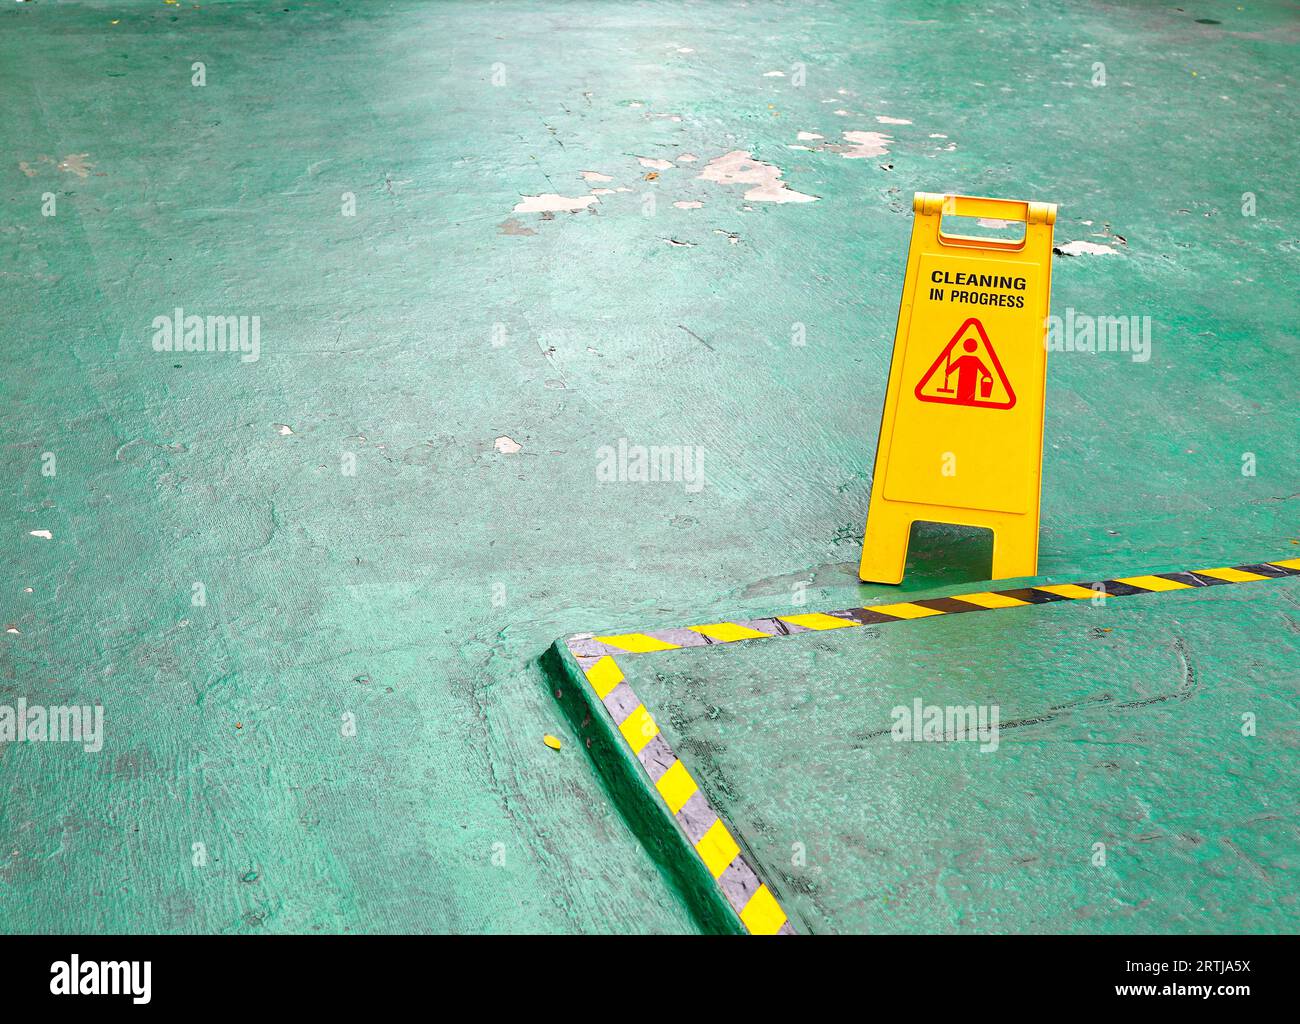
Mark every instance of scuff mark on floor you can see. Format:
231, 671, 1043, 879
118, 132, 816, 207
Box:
498, 217, 537, 236
1089, 224, 1128, 245
114, 438, 187, 463
678, 325, 713, 350
513, 193, 599, 213
698, 150, 818, 203
18, 154, 67, 177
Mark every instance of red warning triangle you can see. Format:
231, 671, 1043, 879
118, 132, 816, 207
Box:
914, 317, 1016, 410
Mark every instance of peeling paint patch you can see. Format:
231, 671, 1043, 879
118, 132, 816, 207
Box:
498, 217, 537, 236
19, 154, 62, 177
57, 154, 94, 177
647, 112, 682, 122
513, 193, 599, 213
876, 115, 912, 125
839, 130, 892, 158
3, 625, 19, 635
665, 237, 694, 247
833, 108, 851, 116
29, 530, 53, 540
494, 435, 522, 454
673, 200, 704, 209
637, 156, 674, 170
580, 170, 613, 182
698, 150, 818, 204
929, 133, 949, 139
763, 70, 785, 77
1055, 240, 1118, 256
677, 153, 698, 163
796, 131, 823, 141
273, 423, 294, 435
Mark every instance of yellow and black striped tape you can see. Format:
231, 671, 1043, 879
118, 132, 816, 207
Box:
575, 558, 1300, 657
563, 557, 1299, 934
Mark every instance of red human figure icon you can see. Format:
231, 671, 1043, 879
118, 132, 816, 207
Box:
945, 338, 993, 403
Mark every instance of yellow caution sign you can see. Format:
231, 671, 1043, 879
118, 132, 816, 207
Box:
860, 192, 1057, 584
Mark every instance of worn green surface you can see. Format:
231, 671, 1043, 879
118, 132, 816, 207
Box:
615, 579, 1300, 933
2, 0, 1298, 933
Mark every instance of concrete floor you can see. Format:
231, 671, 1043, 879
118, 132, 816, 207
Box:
2, 0, 1297, 933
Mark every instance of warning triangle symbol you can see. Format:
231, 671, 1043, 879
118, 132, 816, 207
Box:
914, 317, 1016, 410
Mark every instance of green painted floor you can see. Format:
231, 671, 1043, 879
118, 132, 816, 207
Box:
2, 0, 1298, 933
610, 580, 1300, 933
